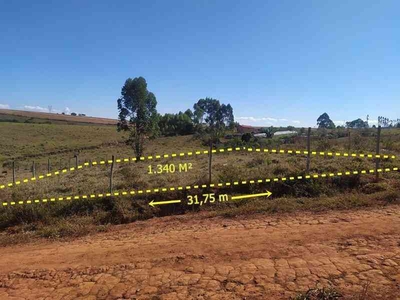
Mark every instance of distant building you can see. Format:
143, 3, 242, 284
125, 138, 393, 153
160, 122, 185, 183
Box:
274, 130, 297, 136
237, 125, 263, 134
253, 133, 267, 138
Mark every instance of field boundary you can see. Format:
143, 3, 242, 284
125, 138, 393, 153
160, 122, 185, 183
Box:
1, 146, 397, 190
2, 166, 398, 207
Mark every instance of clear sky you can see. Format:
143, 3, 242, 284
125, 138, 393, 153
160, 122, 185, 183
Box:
0, 0, 399, 127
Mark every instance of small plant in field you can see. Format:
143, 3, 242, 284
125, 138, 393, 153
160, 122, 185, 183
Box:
291, 286, 342, 300
246, 157, 266, 168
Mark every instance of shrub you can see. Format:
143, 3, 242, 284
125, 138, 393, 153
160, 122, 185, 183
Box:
241, 133, 252, 143
218, 164, 247, 183
224, 137, 244, 148
361, 182, 388, 194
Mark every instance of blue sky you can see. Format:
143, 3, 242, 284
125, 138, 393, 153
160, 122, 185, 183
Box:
0, 0, 399, 127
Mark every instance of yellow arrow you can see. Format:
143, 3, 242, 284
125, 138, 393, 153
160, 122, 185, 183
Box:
231, 190, 272, 201
149, 199, 181, 207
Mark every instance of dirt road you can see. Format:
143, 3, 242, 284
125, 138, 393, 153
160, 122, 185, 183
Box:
0, 206, 399, 299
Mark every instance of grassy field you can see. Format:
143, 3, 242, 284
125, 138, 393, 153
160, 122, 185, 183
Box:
0, 117, 399, 246
0, 109, 118, 125
0, 122, 126, 162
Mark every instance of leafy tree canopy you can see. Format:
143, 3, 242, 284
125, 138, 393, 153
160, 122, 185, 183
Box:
317, 113, 335, 129
345, 118, 369, 128
117, 77, 158, 158
260, 126, 275, 138
158, 111, 194, 136
193, 98, 234, 137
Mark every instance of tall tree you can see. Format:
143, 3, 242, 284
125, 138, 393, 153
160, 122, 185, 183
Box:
184, 109, 194, 120
317, 113, 336, 129
117, 77, 158, 159
193, 98, 234, 139
193, 103, 205, 124
193, 98, 234, 183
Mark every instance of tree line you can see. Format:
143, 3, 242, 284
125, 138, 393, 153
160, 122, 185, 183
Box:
117, 77, 234, 159
317, 112, 400, 129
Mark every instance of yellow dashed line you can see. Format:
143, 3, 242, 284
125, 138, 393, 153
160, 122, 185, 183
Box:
1, 145, 397, 191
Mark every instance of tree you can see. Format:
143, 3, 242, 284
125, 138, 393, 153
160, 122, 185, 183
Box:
158, 112, 194, 136
193, 98, 234, 139
193, 98, 234, 184
317, 113, 335, 129
378, 116, 400, 128
184, 109, 194, 120
71, 112, 77, 116
117, 77, 158, 159
287, 126, 295, 131
261, 126, 275, 138
346, 118, 368, 128
193, 103, 205, 124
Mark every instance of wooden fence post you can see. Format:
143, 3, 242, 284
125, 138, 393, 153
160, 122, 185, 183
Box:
47, 158, 51, 174
12, 160, 16, 185
348, 128, 351, 150
208, 139, 213, 184
306, 127, 311, 173
74, 154, 78, 168
110, 155, 115, 194
32, 161, 36, 178
375, 126, 381, 181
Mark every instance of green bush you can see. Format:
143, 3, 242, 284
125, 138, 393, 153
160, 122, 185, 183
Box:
241, 133, 252, 143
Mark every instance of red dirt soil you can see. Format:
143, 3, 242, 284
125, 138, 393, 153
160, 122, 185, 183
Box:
0, 206, 399, 299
